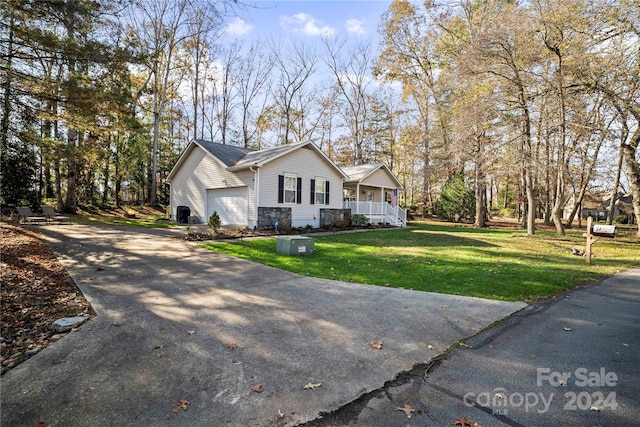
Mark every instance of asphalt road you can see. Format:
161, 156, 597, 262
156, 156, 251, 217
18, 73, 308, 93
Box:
310, 268, 640, 427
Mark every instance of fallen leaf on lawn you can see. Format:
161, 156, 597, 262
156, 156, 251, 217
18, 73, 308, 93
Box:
173, 399, 190, 413
459, 342, 473, 348
395, 404, 415, 419
251, 384, 264, 393
304, 382, 322, 390
563, 327, 572, 331
157, 352, 167, 357
153, 344, 164, 349
370, 340, 383, 349
227, 343, 238, 350
186, 330, 195, 335
278, 409, 284, 418
427, 344, 434, 350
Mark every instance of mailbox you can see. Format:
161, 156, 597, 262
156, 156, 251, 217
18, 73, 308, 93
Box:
591, 224, 616, 238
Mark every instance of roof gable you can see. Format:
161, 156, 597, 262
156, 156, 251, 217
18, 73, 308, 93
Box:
342, 163, 403, 189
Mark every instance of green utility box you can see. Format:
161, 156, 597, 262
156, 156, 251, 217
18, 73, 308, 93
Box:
276, 236, 314, 255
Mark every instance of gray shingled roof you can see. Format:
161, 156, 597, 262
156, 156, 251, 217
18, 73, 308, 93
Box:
232, 142, 304, 168
194, 140, 251, 167
341, 163, 385, 181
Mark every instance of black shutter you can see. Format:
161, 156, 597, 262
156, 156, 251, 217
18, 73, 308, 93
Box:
325, 181, 330, 205
278, 175, 284, 204
310, 179, 315, 204
296, 177, 302, 204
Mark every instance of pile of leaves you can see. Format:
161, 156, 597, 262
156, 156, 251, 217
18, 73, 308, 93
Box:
0, 223, 93, 374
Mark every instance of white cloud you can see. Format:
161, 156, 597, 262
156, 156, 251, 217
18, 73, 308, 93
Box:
226, 17, 253, 37
280, 13, 336, 37
345, 19, 365, 36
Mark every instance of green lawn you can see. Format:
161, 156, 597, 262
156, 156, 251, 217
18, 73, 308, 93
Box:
202, 221, 639, 302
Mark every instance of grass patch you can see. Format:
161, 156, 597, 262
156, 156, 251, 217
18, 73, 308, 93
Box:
202, 221, 639, 302
73, 205, 176, 229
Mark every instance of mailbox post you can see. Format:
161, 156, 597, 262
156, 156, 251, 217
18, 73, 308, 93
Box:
584, 216, 616, 264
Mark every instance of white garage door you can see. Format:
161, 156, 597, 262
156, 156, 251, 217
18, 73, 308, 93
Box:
207, 187, 248, 226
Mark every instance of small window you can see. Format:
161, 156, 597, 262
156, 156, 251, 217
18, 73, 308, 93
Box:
315, 179, 325, 205
284, 175, 297, 204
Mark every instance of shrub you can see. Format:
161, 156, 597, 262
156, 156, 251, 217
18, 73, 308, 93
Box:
208, 211, 221, 231
613, 214, 629, 224
434, 172, 475, 222
352, 214, 368, 227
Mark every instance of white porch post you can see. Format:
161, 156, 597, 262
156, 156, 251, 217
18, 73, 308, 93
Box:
355, 183, 360, 213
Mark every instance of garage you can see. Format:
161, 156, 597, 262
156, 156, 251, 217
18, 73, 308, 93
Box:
206, 187, 248, 226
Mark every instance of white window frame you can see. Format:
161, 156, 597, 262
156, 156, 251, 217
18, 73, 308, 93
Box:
315, 177, 326, 205
284, 174, 297, 204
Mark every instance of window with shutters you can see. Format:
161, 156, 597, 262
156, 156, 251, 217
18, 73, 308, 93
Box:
284, 175, 297, 203
315, 179, 326, 205
310, 178, 329, 205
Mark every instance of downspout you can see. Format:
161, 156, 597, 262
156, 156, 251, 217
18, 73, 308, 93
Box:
250, 166, 259, 228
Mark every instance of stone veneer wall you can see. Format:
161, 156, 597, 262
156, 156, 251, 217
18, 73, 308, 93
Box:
257, 207, 292, 229
319, 209, 351, 228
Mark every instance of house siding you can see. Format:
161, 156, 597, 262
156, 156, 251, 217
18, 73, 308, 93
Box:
170, 146, 252, 224
365, 168, 398, 188
258, 146, 344, 228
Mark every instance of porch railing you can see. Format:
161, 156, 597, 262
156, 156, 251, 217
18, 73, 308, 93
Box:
343, 201, 406, 226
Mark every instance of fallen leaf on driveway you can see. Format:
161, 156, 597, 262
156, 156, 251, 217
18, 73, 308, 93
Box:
233, 361, 242, 365
370, 340, 383, 349
459, 342, 472, 348
33, 421, 46, 427
227, 343, 238, 350
563, 327, 572, 331
427, 344, 434, 350
451, 418, 475, 427
251, 384, 264, 393
441, 305, 448, 309
112, 322, 122, 327
157, 352, 167, 357
186, 330, 195, 335
395, 404, 415, 419
304, 383, 322, 390
278, 409, 284, 418
153, 344, 164, 349
96, 267, 104, 271
173, 399, 190, 413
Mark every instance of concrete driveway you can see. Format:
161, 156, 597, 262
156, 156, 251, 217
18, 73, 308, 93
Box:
1, 224, 525, 426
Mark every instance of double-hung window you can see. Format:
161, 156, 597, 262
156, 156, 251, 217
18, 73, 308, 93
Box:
278, 174, 301, 204
310, 178, 329, 205
284, 175, 297, 203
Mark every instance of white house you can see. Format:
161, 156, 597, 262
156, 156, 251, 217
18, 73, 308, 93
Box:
167, 140, 405, 228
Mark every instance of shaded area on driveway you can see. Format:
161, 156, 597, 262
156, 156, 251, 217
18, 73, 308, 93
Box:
1, 224, 525, 426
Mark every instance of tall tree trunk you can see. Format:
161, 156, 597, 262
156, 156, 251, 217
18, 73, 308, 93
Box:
606, 138, 626, 225
622, 128, 640, 234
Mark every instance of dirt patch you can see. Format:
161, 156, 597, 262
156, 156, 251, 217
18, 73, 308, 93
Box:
0, 222, 93, 374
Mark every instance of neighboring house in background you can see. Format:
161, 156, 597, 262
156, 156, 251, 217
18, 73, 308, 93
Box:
167, 140, 406, 228
341, 163, 406, 226
167, 140, 348, 228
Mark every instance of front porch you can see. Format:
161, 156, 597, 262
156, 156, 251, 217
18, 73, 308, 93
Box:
343, 200, 406, 226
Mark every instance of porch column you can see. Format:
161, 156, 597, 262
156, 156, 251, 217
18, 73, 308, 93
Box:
355, 183, 360, 213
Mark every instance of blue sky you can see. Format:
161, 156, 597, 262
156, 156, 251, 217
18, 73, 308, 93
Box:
224, 1, 393, 43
